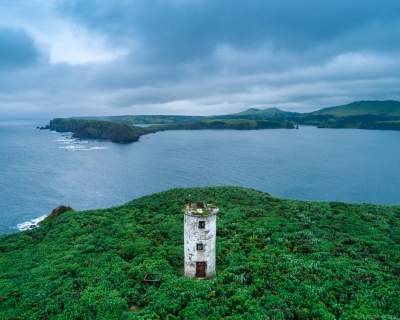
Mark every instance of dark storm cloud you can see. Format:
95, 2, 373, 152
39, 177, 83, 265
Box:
1, 1, 400, 117
59, 0, 400, 62
0, 27, 42, 71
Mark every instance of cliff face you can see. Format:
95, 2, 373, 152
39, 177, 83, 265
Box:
48, 118, 147, 143
1, 187, 399, 319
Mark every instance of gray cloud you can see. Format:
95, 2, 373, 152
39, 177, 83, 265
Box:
0, 0, 400, 117
0, 27, 42, 71
59, 0, 400, 61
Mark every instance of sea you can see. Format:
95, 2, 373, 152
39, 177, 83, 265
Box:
0, 119, 399, 234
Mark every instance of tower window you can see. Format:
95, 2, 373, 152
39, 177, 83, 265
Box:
196, 243, 204, 251
198, 221, 205, 229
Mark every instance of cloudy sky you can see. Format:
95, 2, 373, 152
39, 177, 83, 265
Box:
1, 0, 400, 118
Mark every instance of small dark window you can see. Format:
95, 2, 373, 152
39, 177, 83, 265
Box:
196, 243, 204, 251
198, 221, 205, 229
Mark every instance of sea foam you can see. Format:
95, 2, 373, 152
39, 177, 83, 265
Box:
17, 215, 47, 231
56, 135, 107, 151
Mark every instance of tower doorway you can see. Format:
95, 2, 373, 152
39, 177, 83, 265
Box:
195, 261, 206, 278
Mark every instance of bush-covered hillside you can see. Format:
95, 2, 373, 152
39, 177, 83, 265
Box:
154, 119, 295, 131
0, 187, 399, 319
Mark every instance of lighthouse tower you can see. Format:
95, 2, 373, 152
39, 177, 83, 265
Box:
184, 202, 218, 278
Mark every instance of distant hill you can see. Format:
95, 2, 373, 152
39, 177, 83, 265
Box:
231, 107, 292, 117
213, 107, 297, 120
216, 101, 400, 130
1, 187, 399, 319
300, 100, 400, 130
310, 100, 400, 117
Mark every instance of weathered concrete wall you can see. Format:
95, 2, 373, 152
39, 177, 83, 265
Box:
184, 211, 217, 278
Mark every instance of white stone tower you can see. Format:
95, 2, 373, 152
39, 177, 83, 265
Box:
184, 202, 218, 278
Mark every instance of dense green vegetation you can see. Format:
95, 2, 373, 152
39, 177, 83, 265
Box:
1, 187, 399, 319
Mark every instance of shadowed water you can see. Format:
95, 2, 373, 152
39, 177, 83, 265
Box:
1, 120, 399, 234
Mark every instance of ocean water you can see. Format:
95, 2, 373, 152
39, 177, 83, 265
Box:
1, 120, 399, 234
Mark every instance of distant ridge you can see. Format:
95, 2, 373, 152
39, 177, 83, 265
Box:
214, 106, 297, 120
233, 107, 291, 116
76, 100, 400, 122
214, 100, 400, 130
230, 100, 400, 118
311, 100, 400, 117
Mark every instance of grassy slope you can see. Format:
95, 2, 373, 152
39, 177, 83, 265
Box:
311, 101, 400, 117
214, 107, 298, 120
0, 187, 399, 319
78, 115, 204, 125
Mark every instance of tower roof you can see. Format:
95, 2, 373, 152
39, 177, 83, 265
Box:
184, 202, 218, 217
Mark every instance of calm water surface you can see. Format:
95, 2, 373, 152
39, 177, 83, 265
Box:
0, 120, 399, 233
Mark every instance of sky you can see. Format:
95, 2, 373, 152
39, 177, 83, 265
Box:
0, 0, 400, 118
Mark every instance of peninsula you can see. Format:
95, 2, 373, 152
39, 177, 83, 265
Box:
46, 118, 295, 143
43, 100, 400, 143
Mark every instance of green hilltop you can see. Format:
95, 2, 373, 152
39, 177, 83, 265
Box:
304, 100, 400, 130
217, 107, 298, 119
229, 100, 400, 118
230, 100, 400, 130
311, 100, 400, 117
1, 187, 399, 319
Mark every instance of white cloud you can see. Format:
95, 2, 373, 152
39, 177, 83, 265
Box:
39, 22, 128, 65
0, 0, 126, 65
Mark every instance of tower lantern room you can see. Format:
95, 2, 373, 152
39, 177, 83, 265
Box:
184, 202, 218, 278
